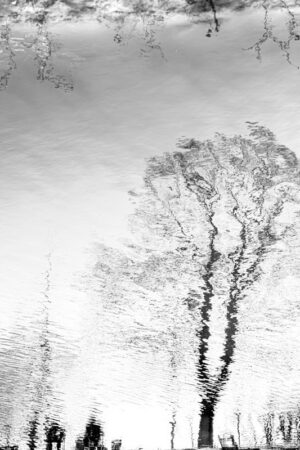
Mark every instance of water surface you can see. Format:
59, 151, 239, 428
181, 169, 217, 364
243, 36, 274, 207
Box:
1, 2, 300, 449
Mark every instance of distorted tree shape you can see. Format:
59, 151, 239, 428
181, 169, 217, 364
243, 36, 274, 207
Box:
129, 123, 300, 446
245, 0, 300, 68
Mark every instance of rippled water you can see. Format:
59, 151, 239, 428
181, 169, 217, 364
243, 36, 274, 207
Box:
1, 2, 300, 450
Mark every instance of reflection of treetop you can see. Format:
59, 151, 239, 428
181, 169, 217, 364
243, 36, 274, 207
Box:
131, 124, 300, 312
133, 123, 299, 255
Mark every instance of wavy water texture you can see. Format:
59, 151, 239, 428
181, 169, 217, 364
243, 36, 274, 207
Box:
1, 2, 300, 450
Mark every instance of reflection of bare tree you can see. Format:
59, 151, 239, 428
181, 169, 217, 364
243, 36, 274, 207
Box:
0, 23, 17, 91
28, 22, 74, 91
245, 0, 300, 68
